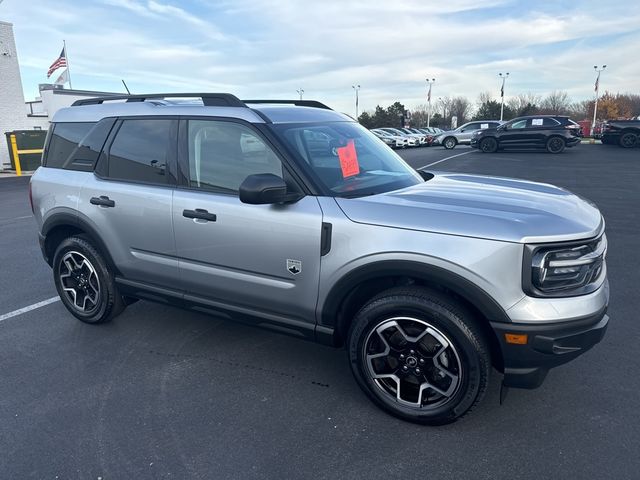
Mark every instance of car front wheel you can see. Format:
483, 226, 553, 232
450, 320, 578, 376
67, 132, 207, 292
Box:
479, 137, 498, 153
443, 137, 457, 149
619, 132, 638, 148
348, 287, 490, 425
53, 236, 125, 324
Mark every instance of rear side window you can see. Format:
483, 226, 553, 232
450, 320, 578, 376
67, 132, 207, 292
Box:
107, 119, 173, 184
45, 122, 95, 169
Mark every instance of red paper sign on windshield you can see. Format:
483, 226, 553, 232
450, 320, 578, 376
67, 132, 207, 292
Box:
337, 139, 360, 178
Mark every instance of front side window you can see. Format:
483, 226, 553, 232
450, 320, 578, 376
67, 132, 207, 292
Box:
272, 122, 423, 198
108, 119, 172, 184
187, 120, 283, 193
509, 119, 528, 129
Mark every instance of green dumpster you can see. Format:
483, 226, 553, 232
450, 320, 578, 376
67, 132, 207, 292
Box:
5, 129, 48, 171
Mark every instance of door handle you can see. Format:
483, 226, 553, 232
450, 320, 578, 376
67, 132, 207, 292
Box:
183, 208, 217, 222
90, 196, 115, 207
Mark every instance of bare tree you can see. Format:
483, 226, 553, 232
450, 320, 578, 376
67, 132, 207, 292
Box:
541, 91, 572, 115
451, 97, 471, 124
508, 93, 541, 116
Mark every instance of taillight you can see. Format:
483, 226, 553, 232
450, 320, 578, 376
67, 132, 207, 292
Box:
28, 180, 34, 214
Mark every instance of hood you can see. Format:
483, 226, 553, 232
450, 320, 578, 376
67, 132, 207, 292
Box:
335, 172, 603, 243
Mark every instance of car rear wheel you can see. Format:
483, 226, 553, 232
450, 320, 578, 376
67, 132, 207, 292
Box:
546, 136, 566, 154
348, 287, 490, 425
53, 236, 125, 324
443, 137, 457, 149
619, 132, 638, 148
479, 137, 498, 153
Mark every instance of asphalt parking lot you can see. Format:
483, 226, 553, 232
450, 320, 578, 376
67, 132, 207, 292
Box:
1, 144, 638, 479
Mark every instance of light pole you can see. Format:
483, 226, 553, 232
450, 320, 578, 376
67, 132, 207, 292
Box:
426, 78, 435, 127
498, 72, 509, 121
352, 84, 361, 119
590, 65, 606, 137
296, 88, 304, 100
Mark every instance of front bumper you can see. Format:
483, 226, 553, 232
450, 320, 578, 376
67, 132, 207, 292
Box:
491, 308, 609, 389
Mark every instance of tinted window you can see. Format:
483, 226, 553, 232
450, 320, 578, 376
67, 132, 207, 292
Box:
45, 122, 95, 169
461, 123, 478, 131
66, 119, 116, 172
108, 119, 173, 184
188, 120, 283, 192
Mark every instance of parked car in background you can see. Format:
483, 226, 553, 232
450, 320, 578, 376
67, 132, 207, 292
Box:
433, 121, 503, 149
601, 119, 640, 148
471, 115, 582, 154
372, 129, 409, 149
378, 127, 420, 147
399, 128, 428, 146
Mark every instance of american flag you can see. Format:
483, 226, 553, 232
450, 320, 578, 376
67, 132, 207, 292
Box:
595, 72, 600, 92
47, 47, 67, 78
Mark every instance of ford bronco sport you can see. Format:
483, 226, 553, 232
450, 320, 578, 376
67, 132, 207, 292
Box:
31, 93, 609, 425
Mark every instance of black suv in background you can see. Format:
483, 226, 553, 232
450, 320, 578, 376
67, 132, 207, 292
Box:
471, 115, 582, 154
601, 119, 640, 148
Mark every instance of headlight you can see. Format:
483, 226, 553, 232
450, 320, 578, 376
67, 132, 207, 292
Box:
523, 234, 606, 297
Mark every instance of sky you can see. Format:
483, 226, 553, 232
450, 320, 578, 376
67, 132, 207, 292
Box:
1, 0, 639, 116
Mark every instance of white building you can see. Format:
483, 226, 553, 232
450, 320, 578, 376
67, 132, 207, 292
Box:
1, 20, 117, 171
0, 20, 33, 170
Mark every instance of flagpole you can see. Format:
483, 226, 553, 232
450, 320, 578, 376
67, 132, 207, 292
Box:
63, 39, 73, 89
590, 65, 606, 137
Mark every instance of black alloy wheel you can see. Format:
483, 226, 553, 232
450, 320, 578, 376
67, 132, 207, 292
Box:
53, 236, 125, 324
348, 287, 490, 425
546, 136, 566, 154
620, 132, 638, 148
480, 137, 498, 153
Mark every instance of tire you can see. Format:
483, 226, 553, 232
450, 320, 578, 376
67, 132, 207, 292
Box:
546, 136, 566, 154
619, 131, 638, 148
479, 137, 498, 153
442, 137, 457, 149
348, 286, 490, 425
52, 235, 125, 324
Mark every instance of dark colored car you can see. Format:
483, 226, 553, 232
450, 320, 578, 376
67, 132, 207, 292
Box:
601, 119, 640, 148
471, 115, 582, 154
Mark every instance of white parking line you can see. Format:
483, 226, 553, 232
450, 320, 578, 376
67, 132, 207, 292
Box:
0, 296, 60, 323
418, 149, 475, 170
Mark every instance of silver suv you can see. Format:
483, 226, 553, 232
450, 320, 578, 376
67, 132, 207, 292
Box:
31, 94, 609, 425
434, 120, 503, 149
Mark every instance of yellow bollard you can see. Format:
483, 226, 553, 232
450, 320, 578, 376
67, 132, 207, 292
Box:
9, 134, 22, 177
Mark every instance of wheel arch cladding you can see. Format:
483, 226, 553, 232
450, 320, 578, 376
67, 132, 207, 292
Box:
42, 213, 120, 274
320, 260, 507, 369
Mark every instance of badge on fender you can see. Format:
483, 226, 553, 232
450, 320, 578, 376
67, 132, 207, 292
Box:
287, 259, 302, 275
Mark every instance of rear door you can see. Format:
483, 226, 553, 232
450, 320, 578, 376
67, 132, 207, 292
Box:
78, 118, 179, 287
528, 117, 562, 146
172, 118, 323, 336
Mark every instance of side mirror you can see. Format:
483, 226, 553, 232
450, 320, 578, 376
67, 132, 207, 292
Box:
498, 124, 506, 131
239, 174, 302, 205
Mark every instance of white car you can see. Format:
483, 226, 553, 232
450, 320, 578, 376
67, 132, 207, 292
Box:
371, 129, 409, 148
379, 127, 420, 147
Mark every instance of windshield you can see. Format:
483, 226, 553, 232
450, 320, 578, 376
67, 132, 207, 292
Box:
271, 122, 423, 198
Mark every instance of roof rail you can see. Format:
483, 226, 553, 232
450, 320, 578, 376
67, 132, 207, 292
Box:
243, 99, 332, 110
71, 93, 246, 107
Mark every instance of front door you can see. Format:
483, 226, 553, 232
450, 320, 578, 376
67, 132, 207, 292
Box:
172, 119, 323, 335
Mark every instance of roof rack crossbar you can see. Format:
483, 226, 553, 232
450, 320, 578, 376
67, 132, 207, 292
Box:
242, 99, 332, 110
71, 93, 246, 107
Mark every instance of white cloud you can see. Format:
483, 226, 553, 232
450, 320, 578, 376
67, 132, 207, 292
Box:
1, 0, 638, 114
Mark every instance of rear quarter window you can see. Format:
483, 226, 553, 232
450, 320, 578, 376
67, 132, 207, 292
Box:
45, 122, 95, 169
